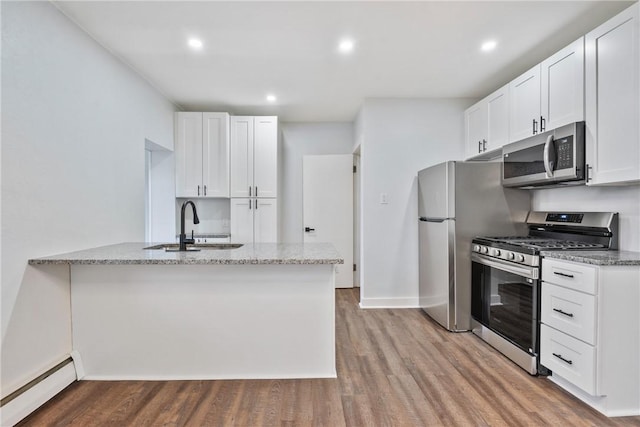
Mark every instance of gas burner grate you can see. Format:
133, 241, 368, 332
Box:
476, 237, 607, 250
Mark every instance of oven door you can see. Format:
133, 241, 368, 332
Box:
471, 253, 539, 356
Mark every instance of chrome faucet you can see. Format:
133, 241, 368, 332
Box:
179, 201, 200, 251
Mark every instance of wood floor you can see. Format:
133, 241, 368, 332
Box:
19, 288, 640, 426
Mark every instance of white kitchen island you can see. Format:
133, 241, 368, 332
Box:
29, 242, 342, 381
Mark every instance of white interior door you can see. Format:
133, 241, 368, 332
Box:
303, 155, 353, 288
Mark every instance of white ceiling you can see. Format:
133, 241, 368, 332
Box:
53, 1, 634, 122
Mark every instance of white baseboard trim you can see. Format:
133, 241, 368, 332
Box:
70, 350, 85, 380
1, 361, 77, 426
81, 371, 338, 381
359, 297, 419, 309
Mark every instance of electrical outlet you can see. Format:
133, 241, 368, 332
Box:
380, 193, 388, 204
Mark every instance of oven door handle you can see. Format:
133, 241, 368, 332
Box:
471, 253, 538, 280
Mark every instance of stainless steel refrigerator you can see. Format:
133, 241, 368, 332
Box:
418, 161, 529, 331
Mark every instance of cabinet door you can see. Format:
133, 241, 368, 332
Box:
509, 65, 541, 142
175, 112, 203, 197
585, 3, 640, 185
253, 117, 278, 198
230, 198, 254, 243
230, 116, 254, 197
465, 100, 487, 158
485, 84, 509, 151
541, 37, 585, 131
202, 113, 230, 197
254, 199, 278, 243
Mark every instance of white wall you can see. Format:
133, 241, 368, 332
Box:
359, 98, 473, 307
279, 123, 354, 243
533, 186, 640, 252
146, 139, 176, 242
1, 1, 176, 397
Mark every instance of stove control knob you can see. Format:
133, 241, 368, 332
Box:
516, 254, 525, 263
473, 245, 480, 252
492, 249, 501, 257
507, 252, 515, 260
480, 246, 488, 254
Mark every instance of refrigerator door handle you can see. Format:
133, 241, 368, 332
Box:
419, 217, 452, 223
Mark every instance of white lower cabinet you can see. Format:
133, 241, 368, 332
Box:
541, 282, 596, 344
254, 199, 278, 243
540, 257, 640, 417
540, 324, 596, 395
230, 198, 277, 243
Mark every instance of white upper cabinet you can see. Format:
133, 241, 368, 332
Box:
585, 3, 639, 186
465, 84, 509, 159
230, 116, 278, 198
465, 100, 487, 158
175, 112, 230, 198
541, 38, 585, 131
253, 118, 278, 198
175, 112, 203, 198
509, 65, 541, 142
486, 86, 510, 152
509, 37, 585, 143
202, 113, 231, 197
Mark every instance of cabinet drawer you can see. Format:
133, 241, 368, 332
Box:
542, 283, 596, 345
542, 258, 597, 294
540, 324, 597, 395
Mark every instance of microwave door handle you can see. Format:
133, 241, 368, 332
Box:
543, 134, 556, 178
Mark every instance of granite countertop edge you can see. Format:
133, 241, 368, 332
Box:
29, 258, 344, 266
28, 242, 344, 266
540, 250, 640, 266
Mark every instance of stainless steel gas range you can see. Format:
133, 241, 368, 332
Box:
470, 211, 618, 375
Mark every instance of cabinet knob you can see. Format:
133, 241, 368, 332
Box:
197, 185, 200, 196
304, 227, 315, 232
540, 116, 546, 132
532, 119, 538, 135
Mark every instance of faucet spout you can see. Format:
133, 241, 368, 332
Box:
179, 201, 200, 251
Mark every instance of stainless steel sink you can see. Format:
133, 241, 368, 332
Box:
144, 243, 243, 251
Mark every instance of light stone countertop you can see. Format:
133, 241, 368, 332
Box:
540, 250, 640, 266
28, 242, 344, 265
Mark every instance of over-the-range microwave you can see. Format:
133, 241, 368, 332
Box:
502, 121, 585, 188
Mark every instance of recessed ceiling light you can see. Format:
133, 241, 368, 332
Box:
188, 38, 203, 50
338, 39, 355, 54
266, 94, 277, 103
481, 40, 497, 52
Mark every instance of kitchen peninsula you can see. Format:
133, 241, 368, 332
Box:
29, 242, 343, 381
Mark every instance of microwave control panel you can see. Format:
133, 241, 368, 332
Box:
555, 136, 574, 169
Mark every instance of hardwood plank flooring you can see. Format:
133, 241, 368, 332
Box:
18, 288, 640, 426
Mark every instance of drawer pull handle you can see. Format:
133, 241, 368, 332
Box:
553, 353, 573, 365
553, 308, 574, 318
553, 271, 574, 278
